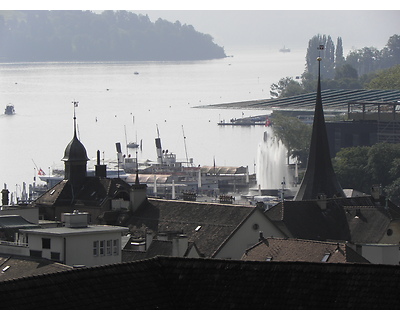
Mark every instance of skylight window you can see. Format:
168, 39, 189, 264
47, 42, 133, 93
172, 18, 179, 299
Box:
2, 266, 10, 272
321, 253, 331, 262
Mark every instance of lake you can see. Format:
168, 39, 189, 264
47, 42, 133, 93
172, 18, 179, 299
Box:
0, 46, 305, 198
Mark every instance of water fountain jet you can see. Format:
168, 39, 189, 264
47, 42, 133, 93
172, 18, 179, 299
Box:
255, 126, 292, 197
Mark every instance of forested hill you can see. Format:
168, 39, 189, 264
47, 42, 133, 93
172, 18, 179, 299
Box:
0, 10, 227, 62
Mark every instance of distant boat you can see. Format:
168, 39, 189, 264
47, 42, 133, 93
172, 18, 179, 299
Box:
127, 141, 139, 149
4, 103, 15, 115
134, 71, 139, 75
125, 118, 140, 150
279, 46, 291, 53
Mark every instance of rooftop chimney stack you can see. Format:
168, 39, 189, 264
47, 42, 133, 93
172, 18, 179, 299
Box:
95, 150, 107, 178
63, 211, 89, 228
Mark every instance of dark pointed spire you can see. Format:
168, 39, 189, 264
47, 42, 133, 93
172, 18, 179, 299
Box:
294, 57, 345, 201
62, 102, 89, 187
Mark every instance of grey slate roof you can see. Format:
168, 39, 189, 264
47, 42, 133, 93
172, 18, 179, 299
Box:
266, 200, 350, 241
0, 215, 38, 229
265, 196, 400, 243
122, 239, 198, 261
33, 177, 131, 208
0, 254, 72, 282
242, 238, 370, 264
125, 198, 257, 257
1, 256, 400, 309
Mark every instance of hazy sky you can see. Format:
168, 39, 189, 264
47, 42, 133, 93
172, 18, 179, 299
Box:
8, 1, 400, 54
133, 10, 400, 54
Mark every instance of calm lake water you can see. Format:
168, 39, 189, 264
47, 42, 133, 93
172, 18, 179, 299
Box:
0, 46, 305, 197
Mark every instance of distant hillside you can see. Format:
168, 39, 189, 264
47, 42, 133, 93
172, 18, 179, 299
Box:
0, 10, 227, 62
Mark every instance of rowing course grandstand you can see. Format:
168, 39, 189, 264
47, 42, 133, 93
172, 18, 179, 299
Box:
195, 89, 400, 111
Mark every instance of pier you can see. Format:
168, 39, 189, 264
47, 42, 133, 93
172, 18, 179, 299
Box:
218, 115, 270, 126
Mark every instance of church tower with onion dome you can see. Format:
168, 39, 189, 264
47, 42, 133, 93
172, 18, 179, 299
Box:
61, 101, 89, 193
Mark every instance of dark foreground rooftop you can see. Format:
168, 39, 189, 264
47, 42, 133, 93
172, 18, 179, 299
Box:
1, 256, 400, 309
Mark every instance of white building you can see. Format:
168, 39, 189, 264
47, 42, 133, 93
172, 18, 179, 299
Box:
20, 211, 128, 267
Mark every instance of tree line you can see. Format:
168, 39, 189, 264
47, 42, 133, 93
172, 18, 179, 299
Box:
271, 34, 400, 98
0, 10, 226, 62
333, 143, 400, 206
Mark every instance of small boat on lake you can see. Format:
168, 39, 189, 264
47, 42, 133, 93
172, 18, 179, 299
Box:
4, 104, 15, 115
279, 46, 291, 53
127, 141, 139, 149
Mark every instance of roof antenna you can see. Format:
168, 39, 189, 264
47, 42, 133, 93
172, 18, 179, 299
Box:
135, 150, 140, 185
182, 125, 189, 166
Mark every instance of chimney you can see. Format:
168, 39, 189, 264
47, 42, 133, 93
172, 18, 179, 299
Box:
63, 211, 89, 228
1, 184, 9, 206
155, 138, 163, 165
145, 230, 154, 250
130, 181, 147, 212
95, 150, 107, 178
371, 184, 382, 201
172, 234, 188, 257
317, 193, 327, 210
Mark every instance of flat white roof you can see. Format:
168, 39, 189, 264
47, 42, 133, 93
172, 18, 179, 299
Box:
21, 225, 129, 236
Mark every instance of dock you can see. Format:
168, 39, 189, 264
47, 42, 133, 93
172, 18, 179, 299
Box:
218, 115, 269, 126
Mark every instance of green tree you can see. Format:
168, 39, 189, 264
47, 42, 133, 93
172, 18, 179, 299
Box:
385, 158, 400, 204
333, 146, 371, 192
366, 143, 400, 188
335, 37, 345, 69
333, 143, 400, 202
305, 34, 335, 79
334, 64, 358, 80
381, 34, 400, 68
346, 46, 382, 76
270, 77, 304, 98
0, 10, 226, 62
364, 64, 400, 90
271, 113, 312, 166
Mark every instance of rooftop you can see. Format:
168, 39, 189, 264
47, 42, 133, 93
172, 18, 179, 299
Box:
125, 198, 256, 258
0, 254, 72, 282
1, 256, 400, 309
242, 237, 370, 264
20, 224, 128, 236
